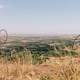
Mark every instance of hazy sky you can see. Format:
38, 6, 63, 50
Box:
0, 0, 80, 34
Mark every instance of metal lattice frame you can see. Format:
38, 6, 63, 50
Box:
72, 34, 80, 50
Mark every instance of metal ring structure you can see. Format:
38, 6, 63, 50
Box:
0, 29, 8, 44
72, 34, 80, 50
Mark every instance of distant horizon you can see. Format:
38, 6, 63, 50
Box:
8, 33, 78, 36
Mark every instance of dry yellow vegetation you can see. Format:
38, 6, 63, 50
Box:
0, 56, 80, 80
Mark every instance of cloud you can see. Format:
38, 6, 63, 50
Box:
0, 5, 4, 9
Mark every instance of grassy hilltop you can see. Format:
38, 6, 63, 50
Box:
0, 34, 80, 80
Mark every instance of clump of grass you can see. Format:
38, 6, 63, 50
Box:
40, 75, 53, 80
59, 62, 80, 80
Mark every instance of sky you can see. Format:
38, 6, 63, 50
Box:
0, 0, 80, 35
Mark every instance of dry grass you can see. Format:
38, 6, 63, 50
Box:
0, 56, 80, 80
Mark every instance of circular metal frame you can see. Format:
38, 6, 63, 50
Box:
0, 29, 8, 44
